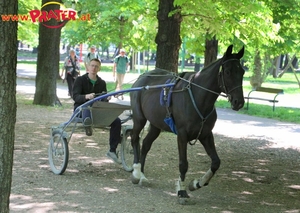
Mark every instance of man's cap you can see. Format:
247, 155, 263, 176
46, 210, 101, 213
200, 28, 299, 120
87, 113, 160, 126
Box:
91, 45, 96, 49
120, 48, 125, 53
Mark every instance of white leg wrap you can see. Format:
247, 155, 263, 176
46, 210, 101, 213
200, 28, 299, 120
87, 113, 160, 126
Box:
131, 163, 143, 184
175, 177, 186, 193
132, 163, 142, 179
199, 169, 214, 186
189, 169, 214, 191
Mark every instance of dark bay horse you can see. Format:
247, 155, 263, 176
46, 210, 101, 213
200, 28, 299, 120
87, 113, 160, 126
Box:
129, 45, 245, 204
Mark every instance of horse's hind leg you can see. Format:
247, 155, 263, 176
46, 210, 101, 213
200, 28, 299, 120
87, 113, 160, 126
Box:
175, 135, 190, 203
131, 116, 147, 184
140, 124, 161, 172
189, 132, 220, 191
131, 123, 161, 185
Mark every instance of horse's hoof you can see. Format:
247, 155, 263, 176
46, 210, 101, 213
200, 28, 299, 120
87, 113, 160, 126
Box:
177, 191, 194, 206
177, 198, 196, 205
178, 198, 196, 205
131, 174, 140, 184
178, 197, 189, 205
177, 190, 190, 198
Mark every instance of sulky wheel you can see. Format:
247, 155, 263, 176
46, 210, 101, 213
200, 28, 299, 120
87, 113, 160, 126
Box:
48, 129, 69, 175
120, 129, 134, 172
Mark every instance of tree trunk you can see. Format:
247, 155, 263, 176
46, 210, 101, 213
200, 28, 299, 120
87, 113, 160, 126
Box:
250, 50, 262, 88
194, 56, 201, 72
0, 0, 18, 211
33, 0, 62, 106
204, 37, 218, 68
272, 56, 281, 78
278, 54, 296, 78
155, 0, 182, 73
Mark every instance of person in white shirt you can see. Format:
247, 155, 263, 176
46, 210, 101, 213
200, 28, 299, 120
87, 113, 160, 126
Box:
84, 45, 100, 72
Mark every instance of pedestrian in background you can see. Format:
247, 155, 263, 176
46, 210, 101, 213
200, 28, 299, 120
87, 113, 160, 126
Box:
84, 45, 101, 72
113, 48, 130, 100
61, 49, 80, 98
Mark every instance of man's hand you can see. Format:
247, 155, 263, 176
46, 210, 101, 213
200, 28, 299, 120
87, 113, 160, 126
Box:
85, 93, 95, 100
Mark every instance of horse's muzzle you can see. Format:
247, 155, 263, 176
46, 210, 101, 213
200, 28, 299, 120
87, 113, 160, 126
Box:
230, 98, 244, 111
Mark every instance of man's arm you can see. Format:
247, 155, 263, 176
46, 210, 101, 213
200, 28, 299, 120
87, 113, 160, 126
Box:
61, 58, 67, 80
126, 56, 130, 72
73, 77, 92, 104
113, 62, 117, 78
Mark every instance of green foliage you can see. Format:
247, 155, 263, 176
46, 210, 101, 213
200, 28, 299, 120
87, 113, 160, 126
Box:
106, 82, 132, 93
177, 0, 283, 56
62, 0, 157, 51
18, 0, 40, 46
17, 0, 300, 76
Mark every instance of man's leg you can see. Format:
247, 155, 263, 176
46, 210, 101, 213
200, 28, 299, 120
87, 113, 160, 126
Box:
70, 77, 76, 98
82, 108, 92, 136
109, 117, 121, 151
116, 73, 125, 99
106, 117, 122, 164
66, 74, 73, 97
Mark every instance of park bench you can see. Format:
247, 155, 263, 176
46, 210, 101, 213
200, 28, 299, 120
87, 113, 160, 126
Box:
245, 86, 284, 111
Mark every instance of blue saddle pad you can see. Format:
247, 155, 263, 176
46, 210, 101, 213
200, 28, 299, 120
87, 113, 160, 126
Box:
164, 116, 177, 135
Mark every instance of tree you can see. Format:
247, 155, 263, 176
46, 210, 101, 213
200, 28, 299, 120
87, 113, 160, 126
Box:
155, 0, 182, 73
33, 0, 64, 106
204, 36, 218, 67
62, 0, 157, 51
0, 0, 18, 211
250, 50, 263, 88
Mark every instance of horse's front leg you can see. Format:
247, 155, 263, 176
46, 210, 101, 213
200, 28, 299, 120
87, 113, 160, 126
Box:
189, 132, 220, 191
175, 135, 190, 204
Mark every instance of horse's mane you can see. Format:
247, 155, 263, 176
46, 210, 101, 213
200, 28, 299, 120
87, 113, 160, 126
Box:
199, 58, 222, 74
142, 68, 173, 76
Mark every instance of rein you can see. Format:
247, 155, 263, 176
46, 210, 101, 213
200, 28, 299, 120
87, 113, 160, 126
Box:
183, 74, 216, 145
159, 58, 242, 144
174, 73, 226, 97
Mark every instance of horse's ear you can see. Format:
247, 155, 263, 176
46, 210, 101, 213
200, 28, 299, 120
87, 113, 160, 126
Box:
224, 45, 233, 57
237, 46, 245, 59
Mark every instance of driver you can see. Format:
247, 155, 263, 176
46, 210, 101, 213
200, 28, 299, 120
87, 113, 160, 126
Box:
73, 58, 122, 164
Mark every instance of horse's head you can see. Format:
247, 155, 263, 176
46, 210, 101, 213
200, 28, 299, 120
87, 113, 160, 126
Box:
219, 45, 245, 111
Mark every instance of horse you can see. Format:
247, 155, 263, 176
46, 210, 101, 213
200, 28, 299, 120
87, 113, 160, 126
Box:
129, 45, 245, 204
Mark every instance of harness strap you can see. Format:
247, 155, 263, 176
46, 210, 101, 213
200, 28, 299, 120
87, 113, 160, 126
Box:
186, 75, 216, 145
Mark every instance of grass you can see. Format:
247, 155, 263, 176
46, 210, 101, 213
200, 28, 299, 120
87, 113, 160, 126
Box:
243, 71, 300, 94
17, 55, 300, 124
216, 98, 300, 124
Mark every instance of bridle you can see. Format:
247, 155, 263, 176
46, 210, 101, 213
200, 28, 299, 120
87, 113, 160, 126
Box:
218, 58, 243, 100
172, 58, 242, 100
174, 58, 243, 144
